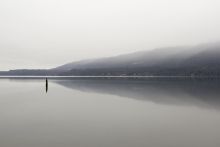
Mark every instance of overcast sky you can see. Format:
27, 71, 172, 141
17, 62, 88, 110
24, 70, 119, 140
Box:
0, 0, 220, 70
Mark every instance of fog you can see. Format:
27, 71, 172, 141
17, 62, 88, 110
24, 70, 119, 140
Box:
0, 0, 220, 70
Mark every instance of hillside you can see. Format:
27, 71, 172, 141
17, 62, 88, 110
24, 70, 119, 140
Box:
54, 42, 220, 76
1, 42, 220, 76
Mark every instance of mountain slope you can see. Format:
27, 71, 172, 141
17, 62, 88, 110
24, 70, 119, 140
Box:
1, 42, 220, 76
54, 42, 220, 76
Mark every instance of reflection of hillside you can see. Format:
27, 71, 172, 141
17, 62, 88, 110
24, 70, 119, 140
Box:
54, 78, 220, 110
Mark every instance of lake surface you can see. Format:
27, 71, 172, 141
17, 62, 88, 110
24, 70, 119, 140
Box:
0, 77, 220, 147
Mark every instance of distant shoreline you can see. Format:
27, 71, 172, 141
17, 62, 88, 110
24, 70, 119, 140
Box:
0, 76, 219, 78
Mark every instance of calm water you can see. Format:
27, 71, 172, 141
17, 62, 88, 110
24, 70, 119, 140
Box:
0, 77, 220, 147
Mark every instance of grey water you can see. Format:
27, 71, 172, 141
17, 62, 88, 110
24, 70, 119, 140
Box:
1, 77, 220, 147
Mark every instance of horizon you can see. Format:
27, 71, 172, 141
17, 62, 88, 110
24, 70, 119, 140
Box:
1, 41, 220, 71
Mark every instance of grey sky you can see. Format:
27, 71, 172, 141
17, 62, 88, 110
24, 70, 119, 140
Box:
0, 0, 220, 70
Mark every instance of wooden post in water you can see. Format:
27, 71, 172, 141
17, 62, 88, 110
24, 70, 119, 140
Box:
46, 78, 48, 93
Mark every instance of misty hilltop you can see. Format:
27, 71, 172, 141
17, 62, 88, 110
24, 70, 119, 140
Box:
1, 42, 220, 76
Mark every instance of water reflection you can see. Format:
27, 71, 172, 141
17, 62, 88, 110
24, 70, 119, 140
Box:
1, 77, 220, 147
54, 78, 220, 110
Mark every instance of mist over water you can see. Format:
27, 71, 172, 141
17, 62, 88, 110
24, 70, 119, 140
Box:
0, 77, 220, 147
